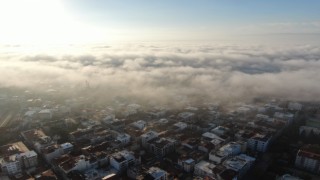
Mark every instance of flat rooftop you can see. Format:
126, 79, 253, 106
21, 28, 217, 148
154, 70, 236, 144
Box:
0, 141, 29, 157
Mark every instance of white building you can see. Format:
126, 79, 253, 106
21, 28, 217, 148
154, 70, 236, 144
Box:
102, 114, 116, 124
209, 142, 243, 164
116, 133, 131, 145
0, 157, 22, 175
18, 151, 38, 168
295, 145, 320, 174
178, 112, 195, 122
247, 133, 272, 152
202, 132, 224, 142
173, 122, 188, 131
202, 132, 226, 148
0, 142, 38, 175
132, 120, 146, 130
217, 141, 242, 156
141, 131, 158, 148
145, 167, 168, 180
38, 109, 53, 120
209, 150, 229, 164
110, 150, 135, 173
223, 154, 255, 178
211, 126, 230, 136
24, 110, 38, 120
194, 160, 216, 178
178, 158, 195, 173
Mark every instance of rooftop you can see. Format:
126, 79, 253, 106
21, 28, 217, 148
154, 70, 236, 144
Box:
141, 131, 158, 138
251, 133, 272, 142
223, 154, 255, 172
297, 144, 320, 160
146, 167, 167, 179
202, 132, 224, 141
111, 150, 134, 163
148, 138, 175, 149
195, 160, 216, 174
0, 141, 29, 157
178, 112, 195, 119
21, 129, 51, 144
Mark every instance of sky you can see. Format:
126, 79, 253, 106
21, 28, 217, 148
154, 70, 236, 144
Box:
0, 0, 319, 44
1, 0, 320, 105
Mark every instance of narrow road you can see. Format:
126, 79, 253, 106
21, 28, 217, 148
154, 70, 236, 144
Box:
0, 111, 14, 127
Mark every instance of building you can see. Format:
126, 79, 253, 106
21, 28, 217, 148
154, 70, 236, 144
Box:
247, 133, 272, 152
209, 142, 243, 164
274, 112, 294, 126
42, 145, 64, 163
295, 144, 320, 174
24, 110, 38, 120
0, 157, 22, 175
173, 122, 188, 131
146, 138, 176, 157
141, 131, 158, 148
18, 151, 38, 168
219, 142, 242, 155
144, 167, 168, 180
110, 150, 135, 173
42, 143, 73, 163
69, 126, 113, 143
38, 109, 53, 120
132, 120, 146, 130
116, 133, 131, 146
211, 126, 230, 136
299, 118, 320, 136
57, 155, 98, 175
288, 102, 303, 111
194, 160, 216, 178
178, 112, 195, 122
101, 114, 116, 124
222, 154, 256, 179
21, 129, 55, 153
202, 132, 225, 142
209, 150, 229, 165
0, 142, 38, 175
178, 158, 195, 173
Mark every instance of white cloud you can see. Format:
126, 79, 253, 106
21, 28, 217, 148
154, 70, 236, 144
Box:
1, 43, 320, 105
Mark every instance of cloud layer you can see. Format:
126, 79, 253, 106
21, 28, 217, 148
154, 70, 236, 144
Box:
1, 43, 320, 105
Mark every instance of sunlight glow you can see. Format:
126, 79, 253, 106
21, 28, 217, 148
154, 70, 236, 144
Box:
0, 0, 107, 45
